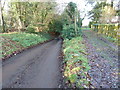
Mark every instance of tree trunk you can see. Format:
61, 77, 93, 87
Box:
1, 13, 5, 33
16, 2, 23, 32
0, 1, 5, 33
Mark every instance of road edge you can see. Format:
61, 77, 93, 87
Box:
2, 38, 54, 61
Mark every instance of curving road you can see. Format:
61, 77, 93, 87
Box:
2, 39, 62, 88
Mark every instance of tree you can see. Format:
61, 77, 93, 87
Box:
59, 2, 82, 39
99, 6, 116, 23
88, 2, 110, 23
0, 0, 6, 32
48, 14, 63, 33
3, 1, 57, 33
65, 2, 80, 35
116, 1, 120, 16
65, 2, 77, 23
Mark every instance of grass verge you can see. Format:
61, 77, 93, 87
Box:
101, 35, 118, 45
0, 32, 52, 59
63, 36, 91, 88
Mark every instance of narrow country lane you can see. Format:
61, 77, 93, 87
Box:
2, 39, 62, 88
83, 30, 118, 88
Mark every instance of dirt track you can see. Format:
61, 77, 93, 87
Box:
2, 39, 62, 88
83, 30, 118, 88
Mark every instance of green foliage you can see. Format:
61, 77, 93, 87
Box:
11, 33, 51, 47
61, 24, 82, 39
61, 12, 72, 25
89, 2, 111, 22
3, 2, 57, 32
48, 15, 63, 33
88, 22, 92, 28
1, 32, 52, 58
61, 24, 75, 39
26, 25, 36, 33
116, 10, 120, 16
61, 2, 82, 39
92, 23, 119, 39
66, 2, 77, 20
63, 36, 91, 88
47, 2, 83, 39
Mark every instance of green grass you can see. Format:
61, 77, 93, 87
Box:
63, 36, 91, 88
81, 28, 91, 30
1, 32, 52, 58
102, 35, 118, 44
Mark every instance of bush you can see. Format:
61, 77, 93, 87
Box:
92, 23, 120, 39
26, 25, 36, 33
48, 17, 63, 33
63, 36, 91, 88
61, 24, 82, 39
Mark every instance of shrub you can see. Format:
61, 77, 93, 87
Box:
61, 24, 82, 39
63, 36, 91, 88
92, 23, 120, 39
48, 18, 63, 33
26, 25, 36, 33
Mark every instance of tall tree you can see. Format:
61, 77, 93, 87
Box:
0, 0, 6, 32
65, 2, 77, 23
88, 2, 110, 23
100, 6, 116, 23
4, 1, 57, 32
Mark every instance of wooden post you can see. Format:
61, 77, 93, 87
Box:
74, 9, 77, 36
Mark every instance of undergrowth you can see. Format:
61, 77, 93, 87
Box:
63, 36, 91, 88
1, 32, 51, 58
